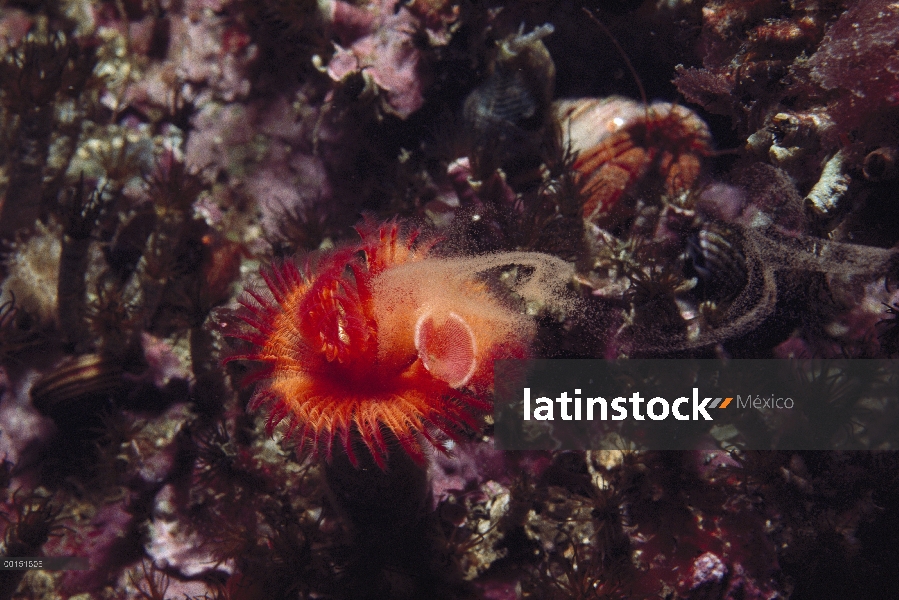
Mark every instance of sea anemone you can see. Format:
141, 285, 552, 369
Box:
221, 221, 553, 468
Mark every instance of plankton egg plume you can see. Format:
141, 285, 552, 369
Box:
222, 223, 574, 468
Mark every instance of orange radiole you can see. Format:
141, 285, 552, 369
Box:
222, 222, 570, 468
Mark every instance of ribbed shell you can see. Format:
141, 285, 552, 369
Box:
685, 225, 748, 304
31, 353, 124, 420
461, 24, 555, 177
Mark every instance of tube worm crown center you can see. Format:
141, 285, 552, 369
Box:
414, 310, 478, 389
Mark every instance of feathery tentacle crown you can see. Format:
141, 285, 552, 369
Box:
223, 221, 536, 468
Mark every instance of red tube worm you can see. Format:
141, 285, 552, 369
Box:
221, 222, 562, 468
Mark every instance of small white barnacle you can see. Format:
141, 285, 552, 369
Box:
806, 149, 850, 215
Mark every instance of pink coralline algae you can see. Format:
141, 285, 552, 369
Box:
689, 552, 728, 590
44, 499, 135, 594
324, 0, 432, 118
145, 484, 234, 578
0, 369, 54, 473
805, 1, 899, 127
428, 439, 551, 508
185, 94, 332, 241
123, 0, 257, 112
0, 8, 32, 51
